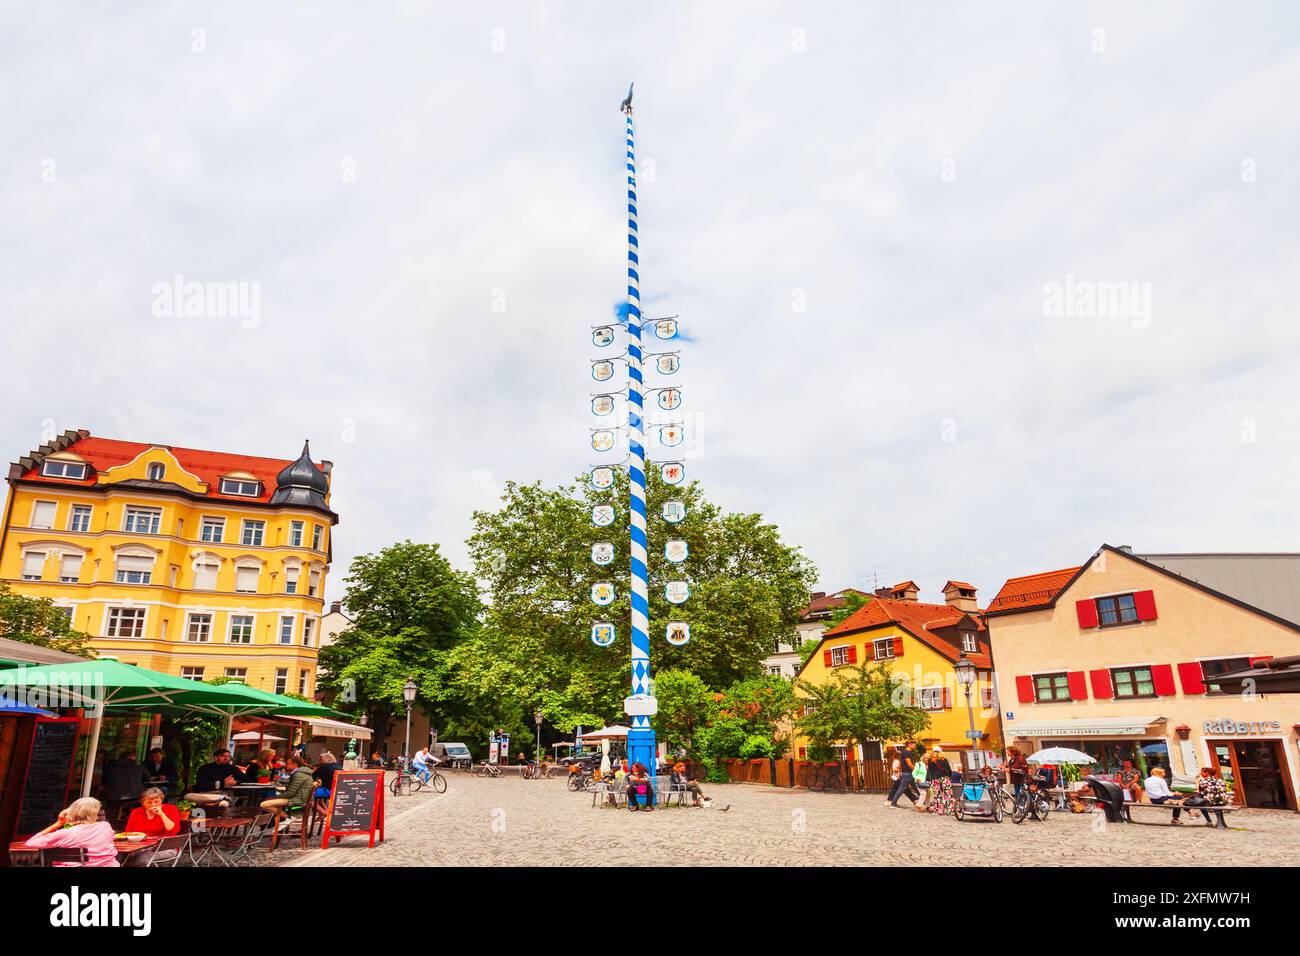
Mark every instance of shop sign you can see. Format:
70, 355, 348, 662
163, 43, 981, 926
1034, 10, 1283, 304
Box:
1203, 719, 1282, 735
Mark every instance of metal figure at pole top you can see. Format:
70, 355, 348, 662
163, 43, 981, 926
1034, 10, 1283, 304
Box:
585, 83, 691, 780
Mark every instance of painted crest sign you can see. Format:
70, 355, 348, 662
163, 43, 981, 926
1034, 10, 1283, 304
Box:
591, 360, 614, 382
591, 622, 616, 647
660, 462, 685, 485
665, 580, 690, 605
659, 424, 684, 447
592, 326, 615, 347
665, 539, 688, 563
662, 500, 686, 524
590, 582, 616, 606
665, 621, 691, 646
592, 504, 616, 527
591, 395, 615, 417
590, 466, 614, 489
655, 353, 679, 375
654, 318, 678, 340
591, 430, 615, 452
591, 541, 615, 566
657, 388, 681, 411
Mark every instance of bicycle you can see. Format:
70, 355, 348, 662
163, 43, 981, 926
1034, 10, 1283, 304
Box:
1011, 779, 1052, 824
410, 765, 448, 794
473, 762, 503, 778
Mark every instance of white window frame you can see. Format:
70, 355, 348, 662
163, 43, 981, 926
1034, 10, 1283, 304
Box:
289, 520, 304, 547
961, 633, 977, 653
220, 478, 261, 497
68, 504, 93, 533
224, 667, 247, 681
302, 618, 315, 647
918, 686, 945, 711
122, 506, 162, 535
30, 501, 57, 530
830, 646, 850, 667
200, 516, 225, 543
312, 524, 323, 550
274, 668, 288, 695
298, 670, 310, 696
873, 638, 896, 660
278, 616, 295, 645
21, 550, 46, 580
147, 462, 166, 481
307, 568, 321, 597
284, 563, 300, 594
41, 460, 87, 480
227, 614, 255, 644
59, 553, 83, 583
241, 520, 265, 547
180, 666, 205, 681
234, 562, 260, 594
114, 551, 155, 585
106, 607, 147, 639
185, 613, 213, 643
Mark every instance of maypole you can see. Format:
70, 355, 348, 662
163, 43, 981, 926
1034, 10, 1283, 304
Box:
588, 84, 691, 783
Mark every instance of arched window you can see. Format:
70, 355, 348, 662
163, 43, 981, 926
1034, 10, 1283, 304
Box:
147, 462, 166, 481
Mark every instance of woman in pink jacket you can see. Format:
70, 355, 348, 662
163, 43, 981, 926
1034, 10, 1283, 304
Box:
24, 797, 120, 867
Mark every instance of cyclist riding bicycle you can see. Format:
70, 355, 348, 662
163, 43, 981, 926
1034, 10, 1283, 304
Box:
412, 746, 438, 785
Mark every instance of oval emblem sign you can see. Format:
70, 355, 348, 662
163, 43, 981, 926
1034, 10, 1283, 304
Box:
665, 539, 688, 563
590, 466, 614, 490
657, 388, 681, 411
591, 395, 615, 417
591, 542, 615, 566
659, 424, 684, 447
660, 462, 685, 485
656, 353, 679, 375
591, 622, 616, 647
655, 319, 678, 340
665, 621, 691, 646
592, 360, 614, 382
593, 326, 615, 347
662, 500, 686, 524
591, 582, 616, 606
591, 430, 615, 452
665, 581, 690, 605
592, 504, 616, 527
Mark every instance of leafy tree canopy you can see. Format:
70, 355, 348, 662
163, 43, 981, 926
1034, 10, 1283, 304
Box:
794, 662, 930, 756
0, 583, 93, 657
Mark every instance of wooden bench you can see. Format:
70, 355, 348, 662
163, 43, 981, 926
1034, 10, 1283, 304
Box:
1125, 801, 1236, 829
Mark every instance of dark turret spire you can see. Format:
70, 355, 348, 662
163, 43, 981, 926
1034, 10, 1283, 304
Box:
269, 439, 330, 509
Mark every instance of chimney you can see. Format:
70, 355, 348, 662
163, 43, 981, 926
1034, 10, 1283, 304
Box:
329, 600, 343, 615
874, 587, 893, 598
810, 591, 826, 601
943, 581, 979, 613
888, 581, 920, 602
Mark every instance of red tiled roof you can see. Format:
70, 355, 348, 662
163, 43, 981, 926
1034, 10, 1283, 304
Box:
12, 433, 325, 506
890, 580, 919, 591
799, 588, 868, 620
986, 567, 1082, 613
823, 596, 990, 667
944, 580, 975, 591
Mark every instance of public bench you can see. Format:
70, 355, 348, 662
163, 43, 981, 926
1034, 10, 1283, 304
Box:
1125, 801, 1236, 829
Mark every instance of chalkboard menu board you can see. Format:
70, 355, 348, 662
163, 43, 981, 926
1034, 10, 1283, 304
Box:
16, 719, 79, 836
321, 770, 384, 848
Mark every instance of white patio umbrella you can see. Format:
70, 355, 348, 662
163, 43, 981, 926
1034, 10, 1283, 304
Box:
1028, 747, 1095, 801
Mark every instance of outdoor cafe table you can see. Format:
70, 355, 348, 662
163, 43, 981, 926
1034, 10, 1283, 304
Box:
9, 836, 160, 864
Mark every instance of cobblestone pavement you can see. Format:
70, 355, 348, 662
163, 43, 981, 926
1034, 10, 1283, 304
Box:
268, 773, 1300, 867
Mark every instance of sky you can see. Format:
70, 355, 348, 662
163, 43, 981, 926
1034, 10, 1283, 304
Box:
3, 3, 1299, 607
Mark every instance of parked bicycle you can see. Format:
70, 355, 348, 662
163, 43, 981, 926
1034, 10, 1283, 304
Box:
473, 761, 503, 779
520, 761, 557, 780
1011, 778, 1052, 824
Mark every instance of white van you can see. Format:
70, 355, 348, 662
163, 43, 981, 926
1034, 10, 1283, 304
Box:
431, 742, 472, 769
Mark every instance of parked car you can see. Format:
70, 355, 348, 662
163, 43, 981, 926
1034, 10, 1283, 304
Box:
431, 742, 472, 769
562, 751, 605, 770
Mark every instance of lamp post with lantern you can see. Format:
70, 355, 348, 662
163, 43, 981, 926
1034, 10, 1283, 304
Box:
402, 676, 417, 782
954, 656, 979, 770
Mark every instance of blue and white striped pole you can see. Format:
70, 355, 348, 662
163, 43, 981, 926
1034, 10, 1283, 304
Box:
623, 100, 657, 776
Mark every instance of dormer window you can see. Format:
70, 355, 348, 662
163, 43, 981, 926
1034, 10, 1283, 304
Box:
147, 462, 166, 481
961, 633, 977, 653
42, 460, 87, 480
220, 477, 261, 497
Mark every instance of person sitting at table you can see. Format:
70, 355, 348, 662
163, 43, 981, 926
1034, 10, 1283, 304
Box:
193, 748, 244, 792
125, 787, 181, 836
313, 751, 341, 801
24, 797, 119, 867
142, 748, 179, 796
260, 753, 315, 817
100, 750, 146, 804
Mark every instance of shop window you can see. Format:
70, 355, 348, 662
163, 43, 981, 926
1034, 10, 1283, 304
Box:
1034, 673, 1070, 702
1111, 666, 1156, 699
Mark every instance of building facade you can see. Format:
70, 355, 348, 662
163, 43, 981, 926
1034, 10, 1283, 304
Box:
765, 588, 868, 678
791, 581, 1002, 766
986, 545, 1300, 811
0, 429, 338, 697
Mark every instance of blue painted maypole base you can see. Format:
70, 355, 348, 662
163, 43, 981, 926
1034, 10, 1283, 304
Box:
627, 726, 658, 780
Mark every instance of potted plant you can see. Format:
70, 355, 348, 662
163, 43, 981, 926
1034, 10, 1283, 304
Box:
175, 799, 195, 822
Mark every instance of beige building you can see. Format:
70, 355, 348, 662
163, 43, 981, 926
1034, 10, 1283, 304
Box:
987, 545, 1300, 811
765, 589, 868, 678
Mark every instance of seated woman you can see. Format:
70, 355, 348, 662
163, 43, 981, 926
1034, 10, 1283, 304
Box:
312, 751, 342, 803
124, 788, 181, 837
24, 797, 120, 867
625, 762, 654, 812
670, 762, 708, 807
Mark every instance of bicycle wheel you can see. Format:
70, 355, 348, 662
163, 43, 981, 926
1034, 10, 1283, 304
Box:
992, 796, 1005, 823
582, 775, 597, 793
1012, 793, 1030, 824
566, 774, 581, 792
953, 797, 965, 821
472, 764, 485, 778
999, 788, 1017, 815
389, 773, 402, 796
1035, 797, 1051, 821
431, 771, 447, 793
410, 774, 425, 793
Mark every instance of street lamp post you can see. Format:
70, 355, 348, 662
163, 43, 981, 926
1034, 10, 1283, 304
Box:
402, 677, 417, 784
534, 710, 543, 764
954, 657, 978, 771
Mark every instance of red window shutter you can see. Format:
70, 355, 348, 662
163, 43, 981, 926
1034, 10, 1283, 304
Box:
798, 747, 806, 759
1067, 671, 1088, 701
1151, 664, 1176, 696
1075, 599, 1099, 628
1177, 661, 1205, 695
1249, 655, 1273, 667
1015, 675, 1035, 704
892, 637, 905, 657
823, 649, 832, 668
1134, 590, 1158, 621
863, 642, 874, 661
846, 645, 858, 664
943, 687, 952, 709
1089, 669, 1113, 699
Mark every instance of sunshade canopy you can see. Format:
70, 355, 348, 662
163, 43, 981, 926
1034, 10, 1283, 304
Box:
578, 725, 630, 739
1027, 747, 1096, 764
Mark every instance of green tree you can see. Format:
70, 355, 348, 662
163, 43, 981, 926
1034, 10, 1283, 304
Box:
653, 668, 715, 753
0, 582, 93, 657
316, 541, 481, 744
465, 472, 816, 730
794, 662, 930, 759
822, 591, 872, 631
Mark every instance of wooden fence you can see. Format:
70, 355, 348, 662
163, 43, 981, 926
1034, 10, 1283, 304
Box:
720, 757, 891, 792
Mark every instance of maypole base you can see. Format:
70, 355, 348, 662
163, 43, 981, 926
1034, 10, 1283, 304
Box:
627, 726, 658, 777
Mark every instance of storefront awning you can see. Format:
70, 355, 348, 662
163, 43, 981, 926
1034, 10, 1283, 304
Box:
1007, 715, 1165, 738
279, 715, 372, 740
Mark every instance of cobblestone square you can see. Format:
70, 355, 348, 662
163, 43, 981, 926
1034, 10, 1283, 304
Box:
274, 774, 1300, 867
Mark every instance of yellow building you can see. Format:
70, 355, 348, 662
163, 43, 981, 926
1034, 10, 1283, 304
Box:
0, 429, 338, 697
792, 581, 1002, 766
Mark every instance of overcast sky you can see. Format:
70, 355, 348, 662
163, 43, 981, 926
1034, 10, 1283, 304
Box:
4, 3, 1299, 606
